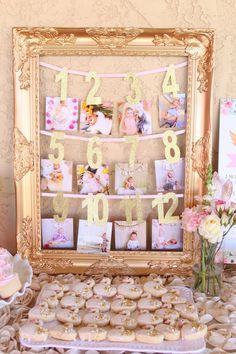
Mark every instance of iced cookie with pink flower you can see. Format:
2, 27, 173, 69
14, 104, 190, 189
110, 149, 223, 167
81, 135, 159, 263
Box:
45, 97, 79, 131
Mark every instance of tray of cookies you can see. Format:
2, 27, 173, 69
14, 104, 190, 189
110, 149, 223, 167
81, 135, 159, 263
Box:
20, 276, 206, 353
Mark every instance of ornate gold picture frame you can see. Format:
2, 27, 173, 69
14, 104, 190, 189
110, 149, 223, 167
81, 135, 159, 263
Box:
13, 27, 214, 275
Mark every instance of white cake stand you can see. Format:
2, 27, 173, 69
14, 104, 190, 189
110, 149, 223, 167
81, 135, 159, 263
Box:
0, 254, 33, 309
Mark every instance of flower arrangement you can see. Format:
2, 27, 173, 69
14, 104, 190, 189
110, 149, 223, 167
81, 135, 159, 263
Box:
181, 166, 235, 295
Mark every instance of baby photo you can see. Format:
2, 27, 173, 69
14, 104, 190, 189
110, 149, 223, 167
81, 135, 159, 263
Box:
42, 218, 74, 249
41, 159, 73, 192
45, 96, 79, 131
114, 221, 146, 251
155, 158, 185, 192
115, 163, 147, 195
80, 101, 113, 135
118, 100, 152, 135
77, 219, 112, 254
158, 93, 186, 129
77, 164, 109, 194
152, 220, 183, 251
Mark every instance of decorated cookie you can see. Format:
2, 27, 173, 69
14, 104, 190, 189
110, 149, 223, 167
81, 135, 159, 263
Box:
181, 322, 207, 340
39, 294, 59, 308
136, 327, 164, 344
162, 289, 186, 304
45, 280, 68, 297
83, 310, 110, 327
117, 283, 143, 300
20, 322, 48, 342
28, 303, 56, 322
107, 326, 135, 342
155, 308, 180, 324
110, 311, 137, 329
56, 308, 82, 326
137, 296, 162, 312
86, 297, 110, 312
155, 323, 181, 341
175, 303, 199, 321
111, 298, 137, 313
137, 311, 163, 327
78, 325, 107, 341
93, 283, 117, 298
70, 282, 93, 299
60, 293, 85, 309
143, 281, 168, 298
49, 323, 77, 341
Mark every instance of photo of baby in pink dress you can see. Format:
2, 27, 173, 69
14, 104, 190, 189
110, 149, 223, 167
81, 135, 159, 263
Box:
118, 101, 152, 135
42, 218, 74, 249
45, 97, 79, 131
77, 164, 109, 195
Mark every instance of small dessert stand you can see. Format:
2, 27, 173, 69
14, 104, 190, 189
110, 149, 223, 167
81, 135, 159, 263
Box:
0, 254, 32, 309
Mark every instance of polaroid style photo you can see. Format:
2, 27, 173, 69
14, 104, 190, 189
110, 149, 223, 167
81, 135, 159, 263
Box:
114, 221, 146, 251
158, 93, 186, 129
77, 219, 112, 254
155, 158, 185, 192
41, 159, 73, 192
80, 101, 113, 135
77, 164, 109, 195
42, 218, 74, 249
115, 163, 147, 195
152, 219, 183, 251
45, 97, 79, 131
118, 100, 152, 135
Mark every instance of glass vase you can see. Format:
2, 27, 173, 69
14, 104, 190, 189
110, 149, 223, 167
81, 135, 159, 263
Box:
192, 262, 223, 296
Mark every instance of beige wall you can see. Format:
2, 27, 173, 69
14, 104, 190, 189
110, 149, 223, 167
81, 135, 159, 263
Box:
0, 0, 234, 253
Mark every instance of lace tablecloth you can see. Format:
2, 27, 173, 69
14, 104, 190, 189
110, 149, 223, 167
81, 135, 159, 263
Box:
1, 272, 235, 354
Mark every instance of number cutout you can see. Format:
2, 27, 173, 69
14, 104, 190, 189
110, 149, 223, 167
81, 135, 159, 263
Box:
152, 192, 179, 224
85, 71, 102, 105
125, 72, 141, 104
163, 130, 180, 163
82, 193, 108, 226
120, 195, 143, 224
87, 137, 102, 169
55, 67, 68, 101
162, 64, 180, 98
48, 131, 65, 164
53, 192, 69, 223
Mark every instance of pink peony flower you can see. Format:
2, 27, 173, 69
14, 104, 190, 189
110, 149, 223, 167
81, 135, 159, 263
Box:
46, 119, 52, 124
182, 208, 208, 233
73, 111, 77, 116
73, 106, 78, 110
69, 124, 74, 129
72, 98, 78, 103
46, 112, 51, 117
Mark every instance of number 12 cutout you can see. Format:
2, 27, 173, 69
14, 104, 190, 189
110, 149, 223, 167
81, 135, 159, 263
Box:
152, 192, 179, 224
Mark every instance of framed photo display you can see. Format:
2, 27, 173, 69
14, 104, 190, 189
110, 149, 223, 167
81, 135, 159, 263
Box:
14, 27, 214, 275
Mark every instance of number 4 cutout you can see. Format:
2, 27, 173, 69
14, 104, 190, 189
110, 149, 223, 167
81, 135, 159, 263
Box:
162, 64, 180, 98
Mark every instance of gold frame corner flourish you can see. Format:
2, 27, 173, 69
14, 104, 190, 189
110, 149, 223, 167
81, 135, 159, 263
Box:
14, 127, 34, 182
191, 130, 211, 180
16, 216, 32, 259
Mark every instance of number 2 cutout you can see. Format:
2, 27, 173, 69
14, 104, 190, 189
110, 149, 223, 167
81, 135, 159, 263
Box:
85, 72, 102, 105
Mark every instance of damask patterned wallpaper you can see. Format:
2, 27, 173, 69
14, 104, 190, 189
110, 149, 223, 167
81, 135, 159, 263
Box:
0, 0, 235, 253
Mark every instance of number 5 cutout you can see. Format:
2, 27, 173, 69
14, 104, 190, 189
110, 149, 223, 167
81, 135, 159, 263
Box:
48, 131, 65, 164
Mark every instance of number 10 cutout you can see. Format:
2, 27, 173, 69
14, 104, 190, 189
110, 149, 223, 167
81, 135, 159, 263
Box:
82, 193, 108, 226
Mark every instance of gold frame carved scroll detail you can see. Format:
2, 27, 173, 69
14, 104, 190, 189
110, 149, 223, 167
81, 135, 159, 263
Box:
13, 27, 214, 275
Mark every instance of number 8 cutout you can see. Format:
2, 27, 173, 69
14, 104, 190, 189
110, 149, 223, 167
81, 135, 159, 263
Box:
163, 130, 180, 163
